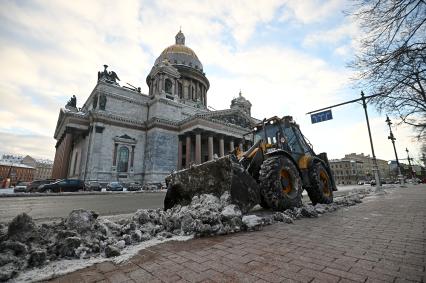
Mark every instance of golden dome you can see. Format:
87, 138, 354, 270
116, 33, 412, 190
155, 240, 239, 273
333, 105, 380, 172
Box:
153, 30, 204, 72
160, 44, 199, 60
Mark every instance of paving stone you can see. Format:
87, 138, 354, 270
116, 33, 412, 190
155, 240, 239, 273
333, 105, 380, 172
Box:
95, 261, 117, 273
323, 267, 367, 282
79, 269, 106, 283
104, 270, 131, 283
298, 268, 340, 283
127, 268, 155, 283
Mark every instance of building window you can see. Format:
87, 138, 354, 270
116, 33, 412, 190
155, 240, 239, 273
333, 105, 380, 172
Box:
165, 79, 172, 94
117, 146, 129, 172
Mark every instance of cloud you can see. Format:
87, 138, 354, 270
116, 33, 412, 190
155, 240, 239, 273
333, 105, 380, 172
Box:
280, 0, 344, 24
0, 132, 56, 159
0, 0, 422, 162
302, 20, 359, 48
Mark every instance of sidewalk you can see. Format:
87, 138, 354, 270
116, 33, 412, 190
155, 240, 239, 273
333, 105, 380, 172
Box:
47, 185, 426, 283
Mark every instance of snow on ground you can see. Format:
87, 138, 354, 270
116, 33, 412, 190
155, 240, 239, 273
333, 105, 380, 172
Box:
0, 186, 396, 282
13, 235, 192, 283
0, 189, 14, 195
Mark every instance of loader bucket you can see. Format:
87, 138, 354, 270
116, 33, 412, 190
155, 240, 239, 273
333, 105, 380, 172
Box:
164, 155, 260, 214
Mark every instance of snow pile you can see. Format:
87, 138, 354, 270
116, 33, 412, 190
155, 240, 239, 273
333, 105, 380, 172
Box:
0, 190, 372, 282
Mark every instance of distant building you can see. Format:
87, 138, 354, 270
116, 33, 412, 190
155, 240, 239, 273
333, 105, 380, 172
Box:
330, 159, 364, 185
21, 156, 53, 180
1, 154, 53, 182
343, 153, 390, 181
1, 154, 24, 164
0, 161, 34, 187
330, 153, 392, 185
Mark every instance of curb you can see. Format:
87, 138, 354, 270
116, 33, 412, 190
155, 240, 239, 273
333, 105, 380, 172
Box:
0, 190, 167, 198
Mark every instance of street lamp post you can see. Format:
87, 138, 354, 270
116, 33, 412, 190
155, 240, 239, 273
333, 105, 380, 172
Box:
361, 91, 381, 187
385, 115, 404, 185
406, 148, 414, 179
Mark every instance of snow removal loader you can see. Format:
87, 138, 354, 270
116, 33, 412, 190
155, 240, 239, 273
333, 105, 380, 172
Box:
164, 116, 337, 213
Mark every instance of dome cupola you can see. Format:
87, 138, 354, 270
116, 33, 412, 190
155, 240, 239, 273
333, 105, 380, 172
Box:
147, 30, 210, 109
153, 30, 203, 72
231, 90, 252, 116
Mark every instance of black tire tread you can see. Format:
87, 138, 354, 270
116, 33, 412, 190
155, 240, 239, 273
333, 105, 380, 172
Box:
306, 162, 333, 205
259, 156, 303, 211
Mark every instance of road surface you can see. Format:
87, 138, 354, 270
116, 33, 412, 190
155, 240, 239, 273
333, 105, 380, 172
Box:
0, 192, 167, 223
0, 184, 377, 224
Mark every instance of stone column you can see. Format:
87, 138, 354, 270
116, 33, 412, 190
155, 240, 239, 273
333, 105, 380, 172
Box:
195, 133, 202, 164
208, 135, 214, 161
177, 139, 183, 170
113, 143, 118, 166
130, 145, 135, 168
160, 74, 164, 93
185, 135, 191, 168
183, 80, 188, 99
60, 132, 73, 178
229, 140, 235, 153
219, 136, 225, 157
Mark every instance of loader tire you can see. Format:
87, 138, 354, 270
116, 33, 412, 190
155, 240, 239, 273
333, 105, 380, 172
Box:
259, 156, 303, 211
306, 162, 333, 205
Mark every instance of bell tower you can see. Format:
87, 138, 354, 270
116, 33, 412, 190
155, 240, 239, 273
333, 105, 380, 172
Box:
230, 90, 252, 116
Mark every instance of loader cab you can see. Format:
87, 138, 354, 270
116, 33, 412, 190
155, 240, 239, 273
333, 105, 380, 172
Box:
252, 116, 314, 157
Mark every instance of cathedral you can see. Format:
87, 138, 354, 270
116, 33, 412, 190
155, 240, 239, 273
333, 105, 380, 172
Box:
52, 31, 257, 185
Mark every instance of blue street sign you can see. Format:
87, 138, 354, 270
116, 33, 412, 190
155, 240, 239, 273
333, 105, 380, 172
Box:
310, 109, 333, 124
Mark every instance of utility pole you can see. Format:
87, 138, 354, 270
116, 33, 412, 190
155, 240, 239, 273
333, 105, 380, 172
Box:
361, 91, 381, 187
406, 148, 414, 179
385, 115, 404, 185
307, 91, 382, 187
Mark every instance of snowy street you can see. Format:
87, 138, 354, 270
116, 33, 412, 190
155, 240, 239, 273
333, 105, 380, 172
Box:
0, 184, 389, 224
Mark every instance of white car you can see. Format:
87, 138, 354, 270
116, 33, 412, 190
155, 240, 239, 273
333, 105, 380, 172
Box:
14, 182, 30, 193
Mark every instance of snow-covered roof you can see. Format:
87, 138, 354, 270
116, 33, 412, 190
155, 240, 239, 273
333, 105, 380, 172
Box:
0, 161, 35, 169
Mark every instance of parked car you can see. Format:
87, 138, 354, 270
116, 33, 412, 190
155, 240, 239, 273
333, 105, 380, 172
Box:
28, 179, 55, 192
106, 182, 123, 191
127, 182, 142, 191
143, 182, 165, 191
86, 181, 102, 191
38, 179, 86, 193
14, 182, 31, 193
357, 180, 366, 185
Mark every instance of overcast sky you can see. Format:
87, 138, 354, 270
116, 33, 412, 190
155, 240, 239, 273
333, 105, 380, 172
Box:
0, 0, 422, 164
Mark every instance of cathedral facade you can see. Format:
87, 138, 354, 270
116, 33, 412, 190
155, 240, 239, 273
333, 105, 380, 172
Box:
52, 31, 257, 185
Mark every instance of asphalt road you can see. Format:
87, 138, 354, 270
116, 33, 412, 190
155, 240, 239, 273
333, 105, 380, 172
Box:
0, 184, 379, 224
0, 192, 167, 223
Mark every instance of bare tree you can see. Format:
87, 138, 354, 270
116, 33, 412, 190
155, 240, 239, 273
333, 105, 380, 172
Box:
350, 0, 426, 139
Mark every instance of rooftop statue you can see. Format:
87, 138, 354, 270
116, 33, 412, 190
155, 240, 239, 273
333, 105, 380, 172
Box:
98, 65, 120, 84
66, 95, 77, 108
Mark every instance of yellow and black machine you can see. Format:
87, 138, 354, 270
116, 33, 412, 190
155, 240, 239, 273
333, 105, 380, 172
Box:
164, 116, 337, 213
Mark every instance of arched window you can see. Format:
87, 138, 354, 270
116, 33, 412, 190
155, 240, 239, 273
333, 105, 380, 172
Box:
165, 79, 172, 94
117, 146, 129, 172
